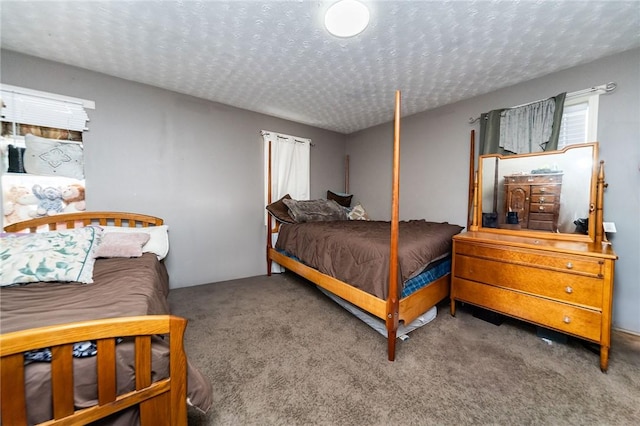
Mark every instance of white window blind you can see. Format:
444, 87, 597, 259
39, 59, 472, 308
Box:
0, 84, 94, 132
558, 102, 589, 149
557, 88, 601, 149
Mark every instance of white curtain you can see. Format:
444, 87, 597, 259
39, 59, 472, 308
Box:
262, 131, 310, 207
499, 97, 556, 154
262, 131, 311, 273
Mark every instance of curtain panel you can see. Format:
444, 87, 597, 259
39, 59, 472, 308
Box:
262, 131, 311, 273
479, 92, 566, 155
262, 131, 311, 205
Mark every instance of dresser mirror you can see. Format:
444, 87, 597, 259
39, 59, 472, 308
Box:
477, 142, 598, 241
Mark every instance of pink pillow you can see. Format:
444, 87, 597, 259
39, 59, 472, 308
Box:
94, 232, 150, 258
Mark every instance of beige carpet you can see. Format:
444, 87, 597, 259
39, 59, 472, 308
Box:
168, 273, 640, 425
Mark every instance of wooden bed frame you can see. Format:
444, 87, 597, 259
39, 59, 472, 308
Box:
1, 212, 187, 425
3, 211, 164, 233
0, 315, 187, 426
266, 91, 451, 361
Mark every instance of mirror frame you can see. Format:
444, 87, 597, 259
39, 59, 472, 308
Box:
474, 142, 599, 242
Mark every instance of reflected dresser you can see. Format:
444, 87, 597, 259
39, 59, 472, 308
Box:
504, 172, 563, 231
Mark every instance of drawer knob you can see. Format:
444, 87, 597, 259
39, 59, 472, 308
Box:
565, 286, 573, 294
540, 187, 546, 193
566, 262, 573, 269
539, 197, 545, 203
563, 316, 571, 324
539, 205, 545, 211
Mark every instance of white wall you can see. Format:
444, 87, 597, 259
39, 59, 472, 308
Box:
346, 48, 640, 334
1, 50, 347, 288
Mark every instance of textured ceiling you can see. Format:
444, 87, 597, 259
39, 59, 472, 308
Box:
1, 1, 639, 134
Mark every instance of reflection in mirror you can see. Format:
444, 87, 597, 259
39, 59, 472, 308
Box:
479, 143, 596, 236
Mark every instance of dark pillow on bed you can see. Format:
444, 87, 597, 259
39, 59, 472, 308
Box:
326, 190, 353, 208
282, 198, 348, 222
266, 194, 295, 224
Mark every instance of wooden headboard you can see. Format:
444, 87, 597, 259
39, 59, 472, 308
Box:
3, 212, 164, 233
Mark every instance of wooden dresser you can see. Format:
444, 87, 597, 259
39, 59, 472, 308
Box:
457, 142, 616, 371
451, 231, 616, 371
504, 173, 563, 231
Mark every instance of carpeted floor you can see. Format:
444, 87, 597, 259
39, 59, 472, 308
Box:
168, 273, 640, 425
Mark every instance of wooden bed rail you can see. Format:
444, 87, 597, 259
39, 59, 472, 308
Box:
3, 211, 164, 233
0, 315, 187, 426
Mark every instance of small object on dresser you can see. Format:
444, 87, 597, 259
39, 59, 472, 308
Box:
482, 212, 498, 228
574, 218, 589, 234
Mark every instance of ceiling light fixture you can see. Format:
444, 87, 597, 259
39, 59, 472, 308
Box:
324, 0, 370, 38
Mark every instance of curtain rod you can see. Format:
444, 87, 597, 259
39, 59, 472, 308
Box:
260, 130, 315, 146
468, 82, 617, 124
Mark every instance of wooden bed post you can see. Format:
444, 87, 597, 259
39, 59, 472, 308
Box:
345, 155, 350, 194
595, 160, 606, 246
469, 171, 479, 231
386, 90, 401, 361
467, 130, 475, 230
266, 140, 273, 276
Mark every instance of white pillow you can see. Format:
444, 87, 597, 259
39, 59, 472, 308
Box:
100, 225, 169, 260
348, 202, 370, 220
23, 133, 85, 179
0, 227, 102, 286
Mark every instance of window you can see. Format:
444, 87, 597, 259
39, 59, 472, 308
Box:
1, 85, 93, 227
558, 93, 599, 149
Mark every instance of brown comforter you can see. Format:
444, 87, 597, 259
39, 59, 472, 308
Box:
0, 253, 212, 424
275, 220, 464, 299
1, 254, 170, 333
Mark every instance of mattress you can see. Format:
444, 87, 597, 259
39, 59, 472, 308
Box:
275, 220, 463, 299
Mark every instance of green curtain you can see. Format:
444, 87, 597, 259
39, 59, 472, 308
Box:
479, 109, 506, 155
542, 92, 566, 152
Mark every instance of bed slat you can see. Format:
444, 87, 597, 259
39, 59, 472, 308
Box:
135, 336, 152, 389
51, 345, 75, 419
1, 353, 27, 425
96, 339, 117, 405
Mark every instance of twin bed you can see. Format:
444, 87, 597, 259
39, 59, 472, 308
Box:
0, 212, 212, 425
266, 91, 464, 360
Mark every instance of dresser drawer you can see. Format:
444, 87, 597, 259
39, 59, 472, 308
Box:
529, 204, 558, 215
454, 254, 603, 308
452, 278, 602, 342
455, 241, 603, 276
531, 185, 561, 195
528, 211, 556, 221
528, 220, 555, 231
505, 174, 562, 184
530, 194, 558, 204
